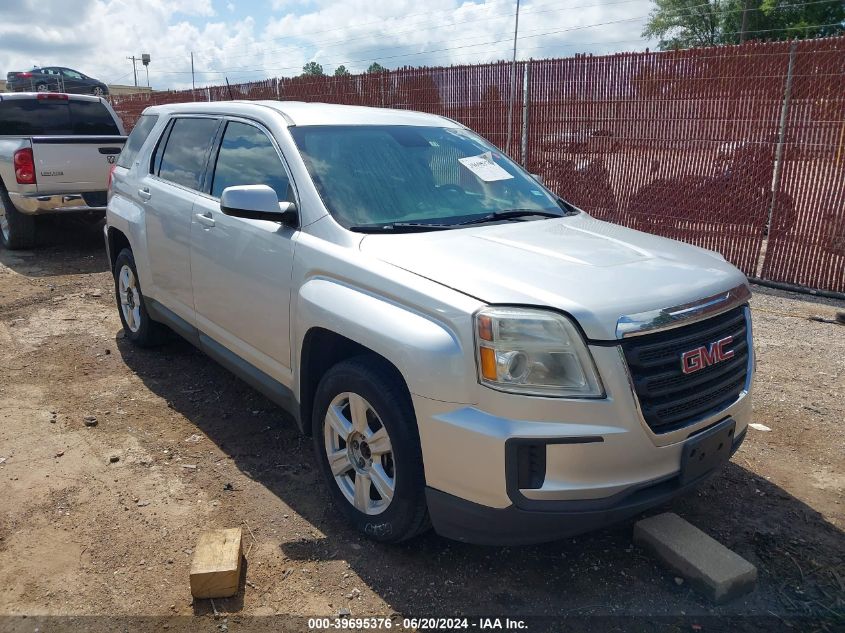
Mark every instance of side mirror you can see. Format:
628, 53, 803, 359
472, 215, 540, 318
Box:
220, 185, 297, 224
531, 173, 544, 185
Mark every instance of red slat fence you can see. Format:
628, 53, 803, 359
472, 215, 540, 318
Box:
110, 37, 845, 293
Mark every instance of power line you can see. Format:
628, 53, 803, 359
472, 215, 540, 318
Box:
152, 0, 599, 64
179, 0, 648, 66
160, 0, 840, 80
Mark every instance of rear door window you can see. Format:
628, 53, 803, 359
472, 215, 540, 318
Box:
117, 114, 158, 168
157, 117, 220, 191
211, 121, 293, 201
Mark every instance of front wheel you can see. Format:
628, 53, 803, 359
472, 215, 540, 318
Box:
92, 86, 105, 96
313, 357, 429, 543
113, 248, 168, 346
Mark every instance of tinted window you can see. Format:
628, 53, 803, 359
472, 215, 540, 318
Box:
0, 100, 72, 135
117, 114, 158, 168
211, 122, 292, 201
157, 117, 219, 190
67, 101, 120, 134
0, 98, 119, 136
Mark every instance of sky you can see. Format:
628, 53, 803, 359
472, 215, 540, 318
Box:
0, 0, 658, 90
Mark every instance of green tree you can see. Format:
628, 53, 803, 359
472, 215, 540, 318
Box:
642, 0, 844, 49
301, 61, 324, 76
333, 65, 351, 76
367, 62, 387, 73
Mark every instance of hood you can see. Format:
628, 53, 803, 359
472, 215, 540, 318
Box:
359, 213, 748, 340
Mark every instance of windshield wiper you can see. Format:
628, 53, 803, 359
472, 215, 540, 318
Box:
454, 209, 565, 226
349, 222, 454, 233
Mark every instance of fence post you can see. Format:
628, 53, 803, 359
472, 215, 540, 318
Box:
766, 40, 798, 236
521, 60, 531, 167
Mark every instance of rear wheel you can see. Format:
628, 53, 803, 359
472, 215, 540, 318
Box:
0, 184, 37, 250
113, 248, 168, 346
313, 357, 429, 543
35, 83, 49, 92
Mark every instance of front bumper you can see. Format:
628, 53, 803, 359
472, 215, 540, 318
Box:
426, 425, 745, 546
414, 341, 754, 545
9, 191, 107, 215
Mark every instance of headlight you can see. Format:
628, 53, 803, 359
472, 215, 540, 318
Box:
474, 307, 604, 397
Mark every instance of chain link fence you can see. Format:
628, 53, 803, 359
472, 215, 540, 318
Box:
110, 37, 845, 294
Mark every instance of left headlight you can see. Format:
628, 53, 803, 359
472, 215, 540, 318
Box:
474, 307, 604, 398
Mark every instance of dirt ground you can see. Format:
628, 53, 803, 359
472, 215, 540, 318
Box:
0, 219, 843, 631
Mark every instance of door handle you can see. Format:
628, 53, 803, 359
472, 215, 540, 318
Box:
195, 212, 215, 228
138, 187, 151, 201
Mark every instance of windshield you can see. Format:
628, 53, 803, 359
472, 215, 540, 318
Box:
290, 125, 566, 229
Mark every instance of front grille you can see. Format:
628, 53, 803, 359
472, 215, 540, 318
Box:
621, 306, 749, 433
82, 191, 107, 207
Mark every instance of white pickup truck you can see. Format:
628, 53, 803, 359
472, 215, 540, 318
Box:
0, 92, 126, 249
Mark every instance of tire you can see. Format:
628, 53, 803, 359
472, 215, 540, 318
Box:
92, 86, 105, 96
313, 356, 430, 543
35, 83, 48, 92
0, 183, 37, 250
113, 248, 168, 347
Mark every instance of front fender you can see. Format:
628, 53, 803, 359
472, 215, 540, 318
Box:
295, 277, 476, 405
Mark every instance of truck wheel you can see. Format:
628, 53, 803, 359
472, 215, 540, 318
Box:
113, 248, 168, 347
313, 357, 430, 543
0, 184, 37, 250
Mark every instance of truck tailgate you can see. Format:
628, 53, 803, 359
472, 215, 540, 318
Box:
31, 136, 126, 193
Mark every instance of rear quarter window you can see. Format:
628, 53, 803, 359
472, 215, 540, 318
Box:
117, 114, 158, 168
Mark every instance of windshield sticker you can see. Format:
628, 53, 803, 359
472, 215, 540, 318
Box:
458, 152, 514, 182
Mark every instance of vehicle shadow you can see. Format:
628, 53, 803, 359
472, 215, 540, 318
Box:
116, 336, 845, 624
0, 215, 108, 277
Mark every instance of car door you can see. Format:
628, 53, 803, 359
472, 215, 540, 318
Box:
143, 115, 221, 326
39, 68, 63, 91
60, 68, 85, 93
190, 118, 298, 384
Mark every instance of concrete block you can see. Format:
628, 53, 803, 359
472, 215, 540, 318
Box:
190, 528, 243, 599
634, 512, 757, 604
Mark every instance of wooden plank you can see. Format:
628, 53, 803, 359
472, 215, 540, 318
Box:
189, 528, 243, 599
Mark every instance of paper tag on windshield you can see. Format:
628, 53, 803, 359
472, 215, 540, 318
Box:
458, 152, 513, 182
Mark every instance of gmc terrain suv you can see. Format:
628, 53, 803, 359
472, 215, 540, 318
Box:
106, 101, 754, 545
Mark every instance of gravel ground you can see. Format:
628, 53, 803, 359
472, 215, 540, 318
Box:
0, 219, 842, 632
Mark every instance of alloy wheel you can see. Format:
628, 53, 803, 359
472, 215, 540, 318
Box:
118, 264, 142, 333
324, 392, 395, 515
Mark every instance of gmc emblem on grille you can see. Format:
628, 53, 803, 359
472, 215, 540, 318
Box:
681, 336, 735, 374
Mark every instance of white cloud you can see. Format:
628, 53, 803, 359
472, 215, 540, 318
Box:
0, 0, 655, 90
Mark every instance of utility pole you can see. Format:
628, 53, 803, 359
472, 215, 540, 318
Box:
505, 0, 521, 157
740, 0, 751, 43
127, 56, 138, 87
191, 52, 196, 92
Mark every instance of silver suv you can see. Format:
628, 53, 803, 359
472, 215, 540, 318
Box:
105, 101, 754, 545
